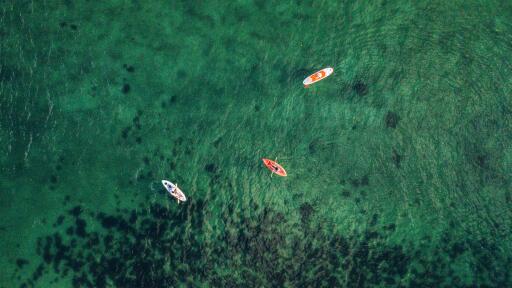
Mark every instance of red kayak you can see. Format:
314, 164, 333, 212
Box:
262, 158, 287, 177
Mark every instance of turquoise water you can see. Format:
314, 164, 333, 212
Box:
1, 0, 512, 287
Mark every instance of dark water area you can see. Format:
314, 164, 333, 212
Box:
16, 202, 512, 287
1, 0, 512, 287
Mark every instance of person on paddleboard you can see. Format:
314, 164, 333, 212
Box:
161, 180, 187, 204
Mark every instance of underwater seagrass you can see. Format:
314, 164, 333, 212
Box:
17, 200, 510, 287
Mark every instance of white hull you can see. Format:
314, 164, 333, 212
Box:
161, 180, 187, 202
303, 67, 334, 86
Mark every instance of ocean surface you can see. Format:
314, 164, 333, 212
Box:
1, 0, 512, 287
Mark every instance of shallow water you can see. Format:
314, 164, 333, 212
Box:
1, 0, 512, 287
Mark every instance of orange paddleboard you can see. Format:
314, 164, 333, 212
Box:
303, 67, 334, 88
262, 158, 287, 177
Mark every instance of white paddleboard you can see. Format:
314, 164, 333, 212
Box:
161, 180, 187, 202
303, 67, 334, 87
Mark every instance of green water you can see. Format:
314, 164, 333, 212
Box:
1, 0, 512, 287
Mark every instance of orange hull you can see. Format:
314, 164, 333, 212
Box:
262, 158, 287, 177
